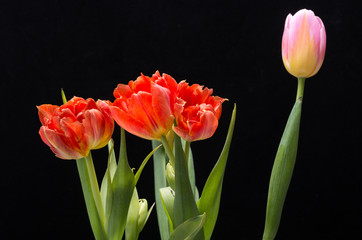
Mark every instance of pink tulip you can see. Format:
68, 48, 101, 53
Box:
282, 9, 326, 78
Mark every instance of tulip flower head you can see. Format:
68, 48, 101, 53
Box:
173, 81, 226, 142
282, 9, 326, 78
38, 97, 114, 160
111, 71, 182, 140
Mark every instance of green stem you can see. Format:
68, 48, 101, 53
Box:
296, 77, 306, 102
184, 141, 191, 172
85, 153, 105, 223
76, 153, 107, 240
161, 135, 175, 168
152, 140, 170, 240
262, 101, 302, 240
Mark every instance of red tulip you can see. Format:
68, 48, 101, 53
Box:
173, 81, 226, 142
38, 97, 114, 160
111, 71, 182, 140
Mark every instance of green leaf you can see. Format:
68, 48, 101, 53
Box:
135, 144, 161, 185
169, 213, 206, 240
61, 88, 67, 104
173, 134, 202, 240
152, 140, 170, 240
197, 104, 236, 240
107, 138, 118, 180
107, 128, 135, 240
181, 140, 198, 201
263, 100, 302, 240
100, 139, 117, 231
160, 187, 176, 231
76, 154, 107, 240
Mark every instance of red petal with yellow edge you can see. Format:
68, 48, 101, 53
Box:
39, 126, 85, 160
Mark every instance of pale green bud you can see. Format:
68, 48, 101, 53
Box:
137, 199, 148, 232
166, 162, 175, 190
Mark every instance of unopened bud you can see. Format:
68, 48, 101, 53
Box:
137, 199, 148, 232
166, 162, 175, 190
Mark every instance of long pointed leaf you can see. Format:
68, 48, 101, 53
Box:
262, 100, 302, 240
108, 128, 135, 240
181, 140, 197, 201
152, 140, 170, 240
135, 144, 161, 185
197, 104, 236, 240
173, 134, 201, 239
169, 213, 207, 240
100, 139, 118, 230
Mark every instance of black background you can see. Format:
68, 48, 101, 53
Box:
2, 0, 361, 239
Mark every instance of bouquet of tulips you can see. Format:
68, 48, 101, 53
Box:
37, 8, 326, 240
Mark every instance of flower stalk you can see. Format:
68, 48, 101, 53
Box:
296, 77, 306, 101
76, 153, 108, 240
161, 135, 176, 168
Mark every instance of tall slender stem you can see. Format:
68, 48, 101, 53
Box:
161, 135, 175, 168
296, 77, 306, 101
76, 153, 107, 240
184, 141, 191, 171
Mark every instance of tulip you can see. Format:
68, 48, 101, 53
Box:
111, 71, 182, 140
282, 9, 326, 78
38, 97, 114, 160
173, 81, 226, 142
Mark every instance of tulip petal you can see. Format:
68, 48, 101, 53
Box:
83, 109, 107, 149
114, 84, 133, 99
111, 106, 156, 140
38, 104, 58, 126
151, 84, 173, 129
129, 92, 159, 132
189, 110, 218, 141
39, 126, 84, 159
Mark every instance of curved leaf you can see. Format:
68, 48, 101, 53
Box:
173, 134, 200, 228
169, 213, 206, 240
135, 144, 161, 185
107, 128, 135, 240
197, 104, 236, 240
263, 100, 302, 240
